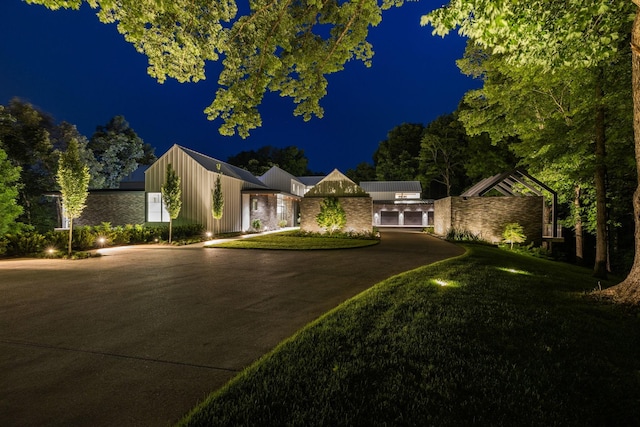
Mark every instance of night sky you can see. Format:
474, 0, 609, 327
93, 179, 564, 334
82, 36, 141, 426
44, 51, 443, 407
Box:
1, 1, 479, 174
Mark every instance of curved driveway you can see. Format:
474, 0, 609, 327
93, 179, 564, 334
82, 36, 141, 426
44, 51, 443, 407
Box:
0, 229, 463, 426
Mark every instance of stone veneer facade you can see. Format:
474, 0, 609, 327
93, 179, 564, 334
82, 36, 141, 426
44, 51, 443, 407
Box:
300, 197, 373, 234
76, 191, 145, 227
434, 196, 543, 244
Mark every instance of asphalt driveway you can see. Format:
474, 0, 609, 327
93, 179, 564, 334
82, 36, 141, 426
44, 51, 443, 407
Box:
0, 229, 463, 426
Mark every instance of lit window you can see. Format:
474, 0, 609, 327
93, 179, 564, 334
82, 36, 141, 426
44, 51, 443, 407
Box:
147, 192, 170, 222
252, 198, 258, 211
277, 194, 286, 220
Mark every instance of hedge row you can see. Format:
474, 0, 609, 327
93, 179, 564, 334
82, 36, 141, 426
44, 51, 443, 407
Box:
0, 223, 205, 257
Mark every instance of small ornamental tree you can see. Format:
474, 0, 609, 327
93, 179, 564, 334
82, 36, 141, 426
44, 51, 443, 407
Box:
316, 197, 346, 235
57, 138, 90, 255
161, 163, 181, 243
503, 223, 526, 250
211, 171, 224, 237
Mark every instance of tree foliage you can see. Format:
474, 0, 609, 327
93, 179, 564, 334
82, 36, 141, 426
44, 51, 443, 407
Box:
57, 138, 90, 255
423, 1, 633, 70
419, 113, 470, 197
345, 161, 376, 183
212, 172, 224, 236
0, 147, 23, 235
374, 123, 424, 181
89, 115, 154, 188
228, 145, 311, 176
28, 0, 402, 137
161, 163, 182, 243
316, 196, 346, 234
0, 99, 57, 228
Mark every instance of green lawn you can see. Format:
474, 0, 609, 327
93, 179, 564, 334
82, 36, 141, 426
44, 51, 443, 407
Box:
179, 244, 640, 426
205, 230, 379, 250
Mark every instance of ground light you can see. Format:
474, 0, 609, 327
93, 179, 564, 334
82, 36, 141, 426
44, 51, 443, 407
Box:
496, 267, 532, 276
431, 278, 459, 288
97, 237, 106, 247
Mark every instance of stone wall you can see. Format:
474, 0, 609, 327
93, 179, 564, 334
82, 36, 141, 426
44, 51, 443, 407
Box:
76, 191, 145, 227
434, 196, 543, 244
300, 197, 372, 233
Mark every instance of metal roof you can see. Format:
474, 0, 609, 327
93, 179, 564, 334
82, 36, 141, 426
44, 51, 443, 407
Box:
297, 176, 325, 186
359, 181, 422, 193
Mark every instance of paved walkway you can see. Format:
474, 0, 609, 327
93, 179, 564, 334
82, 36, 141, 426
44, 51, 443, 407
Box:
0, 229, 463, 426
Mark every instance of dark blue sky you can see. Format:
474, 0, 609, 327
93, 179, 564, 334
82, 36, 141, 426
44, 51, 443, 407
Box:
1, 1, 479, 174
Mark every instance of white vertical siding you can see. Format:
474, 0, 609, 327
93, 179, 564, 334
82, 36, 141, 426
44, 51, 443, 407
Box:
145, 145, 245, 233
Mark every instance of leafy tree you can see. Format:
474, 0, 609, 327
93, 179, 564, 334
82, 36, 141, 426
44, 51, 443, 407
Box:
424, 2, 637, 295
419, 114, 470, 197
374, 123, 424, 181
228, 145, 310, 176
345, 162, 376, 184
161, 163, 182, 244
52, 121, 105, 189
28, 0, 402, 137
0, 99, 57, 229
502, 223, 526, 250
316, 197, 347, 235
0, 147, 23, 235
211, 171, 224, 237
89, 115, 150, 188
57, 138, 90, 255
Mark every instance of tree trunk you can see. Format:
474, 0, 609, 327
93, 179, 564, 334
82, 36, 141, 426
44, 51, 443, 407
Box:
593, 69, 608, 278
68, 217, 73, 256
574, 185, 585, 266
169, 218, 173, 244
602, 5, 640, 303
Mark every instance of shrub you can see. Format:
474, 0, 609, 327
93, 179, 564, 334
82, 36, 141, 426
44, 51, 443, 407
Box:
445, 228, 482, 242
72, 226, 96, 251
4, 231, 47, 256
278, 219, 287, 228
252, 219, 262, 231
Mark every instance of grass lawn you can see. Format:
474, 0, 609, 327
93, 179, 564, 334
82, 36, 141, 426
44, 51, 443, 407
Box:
205, 230, 379, 250
178, 244, 640, 426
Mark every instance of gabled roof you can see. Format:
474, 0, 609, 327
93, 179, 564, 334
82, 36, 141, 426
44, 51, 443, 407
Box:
177, 145, 267, 188
297, 176, 325, 187
359, 181, 422, 193
305, 169, 369, 197
259, 165, 303, 185
461, 169, 555, 197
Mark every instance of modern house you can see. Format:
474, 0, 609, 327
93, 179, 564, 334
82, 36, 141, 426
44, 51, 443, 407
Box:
59, 146, 558, 244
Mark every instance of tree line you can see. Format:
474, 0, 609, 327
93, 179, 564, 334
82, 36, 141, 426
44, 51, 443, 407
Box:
0, 98, 156, 232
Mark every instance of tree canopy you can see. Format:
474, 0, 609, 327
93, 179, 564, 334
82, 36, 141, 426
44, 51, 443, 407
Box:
27, 0, 402, 137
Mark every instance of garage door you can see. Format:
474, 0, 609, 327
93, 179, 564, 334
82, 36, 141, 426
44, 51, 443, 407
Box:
404, 211, 423, 226
380, 211, 399, 225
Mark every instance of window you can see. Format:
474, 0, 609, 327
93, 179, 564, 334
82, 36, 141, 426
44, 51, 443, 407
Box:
277, 194, 286, 220
147, 192, 170, 222
252, 198, 258, 211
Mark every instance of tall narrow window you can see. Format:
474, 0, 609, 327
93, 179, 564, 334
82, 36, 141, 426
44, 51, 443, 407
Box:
277, 194, 286, 220
252, 198, 258, 211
